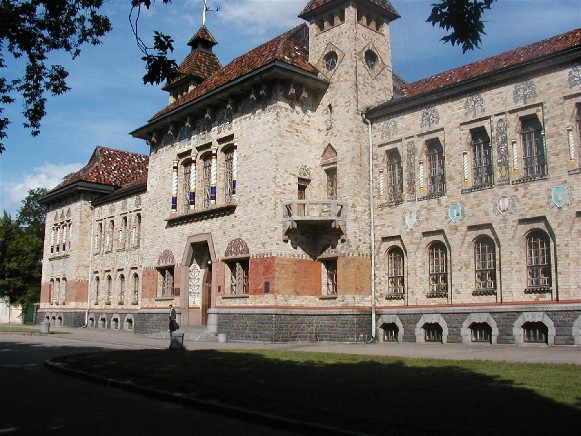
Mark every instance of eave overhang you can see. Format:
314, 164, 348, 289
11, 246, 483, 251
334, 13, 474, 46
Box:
40, 181, 116, 205
366, 46, 581, 120
131, 61, 328, 140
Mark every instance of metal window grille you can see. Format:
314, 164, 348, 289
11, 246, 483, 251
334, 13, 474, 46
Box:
523, 322, 548, 344
471, 130, 493, 186
162, 268, 174, 297
474, 237, 496, 291
182, 163, 191, 213
429, 243, 448, 294
224, 149, 234, 204
526, 231, 551, 288
470, 323, 492, 343
424, 323, 442, 342
383, 324, 399, 342
427, 140, 445, 194
386, 151, 403, 202
203, 156, 212, 209
132, 274, 139, 305
229, 261, 249, 294
521, 117, 546, 177
387, 248, 405, 294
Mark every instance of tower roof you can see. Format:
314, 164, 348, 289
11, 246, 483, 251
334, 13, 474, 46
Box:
299, 0, 399, 21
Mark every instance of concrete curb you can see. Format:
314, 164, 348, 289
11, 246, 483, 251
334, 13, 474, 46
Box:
45, 358, 368, 436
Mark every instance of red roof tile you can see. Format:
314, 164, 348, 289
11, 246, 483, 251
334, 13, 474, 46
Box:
299, 0, 399, 19
188, 26, 217, 47
53, 146, 149, 191
177, 49, 222, 81
151, 24, 316, 121
399, 28, 581, 99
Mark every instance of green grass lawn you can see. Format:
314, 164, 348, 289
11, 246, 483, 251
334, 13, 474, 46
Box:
55, 349, 581, 435
0, 325, 67, 334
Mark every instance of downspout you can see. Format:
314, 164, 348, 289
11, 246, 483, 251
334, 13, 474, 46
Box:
85, 201, 94, 327
362, 112, 376, 341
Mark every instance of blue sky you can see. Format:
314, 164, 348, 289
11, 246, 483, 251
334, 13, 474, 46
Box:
1, 0, 580, 217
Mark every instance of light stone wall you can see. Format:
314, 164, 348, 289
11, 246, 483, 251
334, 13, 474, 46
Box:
372, 58, 581, 308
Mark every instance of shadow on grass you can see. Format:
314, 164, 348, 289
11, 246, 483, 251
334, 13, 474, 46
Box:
56, 349, 581, 435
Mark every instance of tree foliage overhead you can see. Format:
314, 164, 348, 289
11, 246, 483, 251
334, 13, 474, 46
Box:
427, 0, 497, 52
0, 188, 48, 307
0, 0, 496, 153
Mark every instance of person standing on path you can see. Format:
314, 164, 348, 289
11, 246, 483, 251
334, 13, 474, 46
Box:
169, 304, 177, 333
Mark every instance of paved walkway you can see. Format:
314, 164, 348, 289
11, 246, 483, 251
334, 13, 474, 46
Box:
31, 327, 581, 365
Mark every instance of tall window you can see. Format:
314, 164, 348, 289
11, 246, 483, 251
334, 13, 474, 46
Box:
93, 276, 100, 304
326, 167, 337, 199
474, 237, 496, 294
224, 148, 235, 204
471, 129, 493, 186
521, 116, 546, 177
526, 231, 551, 289
95, 223, 102, 253
118, 274, 125, 305
428, 242, 448, 295
132, 214, 141, 248
228, 260, 249, 295
119, 216, 127, 249
132, 273, 139, 305
426, 139, 445, 195
182, 161, 191, 214
387, 247, 405, 295
576, 104, 581, 163
202, 154, 212, 209
323, 259, 337, 295
159, 268, 175, 297
106, 275, 112, 305
386, 150, 403, 202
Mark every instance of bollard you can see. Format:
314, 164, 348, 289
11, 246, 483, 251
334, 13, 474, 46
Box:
169, 332, 185, 350
40, 321, 50, 334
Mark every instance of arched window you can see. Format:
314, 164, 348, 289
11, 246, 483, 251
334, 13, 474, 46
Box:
132, 273, 139, 305
474, 237, 496, 294
202, 153, 212, 209
106, 275, 112, 305
428, 242, 448, 296
526, 230, 551, 290
224, 147, 235, 204
118, 274, 125, 305
61, 278, 67, 304
119, 216, 127, 249
182, 159, 192, 213
94, 276, 100, 304
132, 214, 141, 248
387, 247, 405, 295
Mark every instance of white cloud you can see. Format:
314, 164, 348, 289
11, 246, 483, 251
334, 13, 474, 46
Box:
1, 162, 83, 216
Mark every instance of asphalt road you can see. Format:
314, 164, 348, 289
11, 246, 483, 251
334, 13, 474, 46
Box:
0, 333, 305, 436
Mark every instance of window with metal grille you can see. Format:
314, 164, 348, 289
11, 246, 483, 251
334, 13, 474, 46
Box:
382, 323, 399, 342
386, 150, 403, 202
523, 321, 548, 344
387, 247, 405, 295
526, 231, 551, 289
429, 242, 448, 295
471, 129, 493, 186
228, 260, 249, 295
474, 237, 496, 293
182, 161, 191, 213
521, 116, 546, 177
93, 276, 100, 305
426, 139, 445, 195
118, 274, 125, 305
132, 273, 139, 305
323, 259, 337, 295
224, 148, 235, 204
158, 267, 174, 297
203, 154, 212, 209
106, 275, 112, 304
424, 323, 442, 342
470, 322, 492, 343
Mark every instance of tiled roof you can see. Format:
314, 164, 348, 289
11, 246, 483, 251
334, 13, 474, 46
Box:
176, 49, 222, 81
53, 146, 149, 191
299, 0, 399, 19
398, 28, 581, 99
151, 24, 316, 121
188, 26, 217, 47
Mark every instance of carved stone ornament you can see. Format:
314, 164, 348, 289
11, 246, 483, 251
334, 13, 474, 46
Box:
298, 165, 311, 179
464, 93, 485, 117
513, 80, 537, 105
568, 64, 581, 88
403, 210, 419, 230
492, 195, 516, 216
382, 119, 398, 139
547, 186, 573, 209
224, 238, 250, 258
446, 202, 464, 223
421, 107, 440, 129
157, 249, 176, 266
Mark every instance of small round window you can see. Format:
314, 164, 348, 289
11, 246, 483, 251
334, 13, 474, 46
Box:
324, 51, 338, 71
365, 50, 378, 70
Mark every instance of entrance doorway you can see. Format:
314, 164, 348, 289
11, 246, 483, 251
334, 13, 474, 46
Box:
186, 240, 214, 326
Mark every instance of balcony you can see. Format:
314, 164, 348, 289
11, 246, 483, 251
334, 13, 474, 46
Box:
282, 200, 346, 240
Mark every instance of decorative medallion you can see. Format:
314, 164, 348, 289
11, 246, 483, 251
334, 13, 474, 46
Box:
421, 107, 440, 128
406, 141, 416, 200
492, 195, 516, 216
513, 80, 537, 105
447, 202, 464, 223
157, 249, 176, 266
495, 116, 510, 183
382, 119, 398, 139
568, 64, 581, 88
464, 93, 485, 117
224, 238, 250, 258
547, 186, 573, 209
403, 210, 419, 230
298, 164, 311, 179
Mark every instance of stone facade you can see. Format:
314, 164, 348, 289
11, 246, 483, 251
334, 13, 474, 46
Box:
38, 0, 580, 345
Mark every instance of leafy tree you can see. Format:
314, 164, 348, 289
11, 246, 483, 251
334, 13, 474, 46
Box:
0, 188, 48, 307
0, 0, 495, 153
427, 0, 497, 52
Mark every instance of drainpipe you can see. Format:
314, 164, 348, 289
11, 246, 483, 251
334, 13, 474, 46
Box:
362, 112, 376, 341
85, 201, 94, 327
